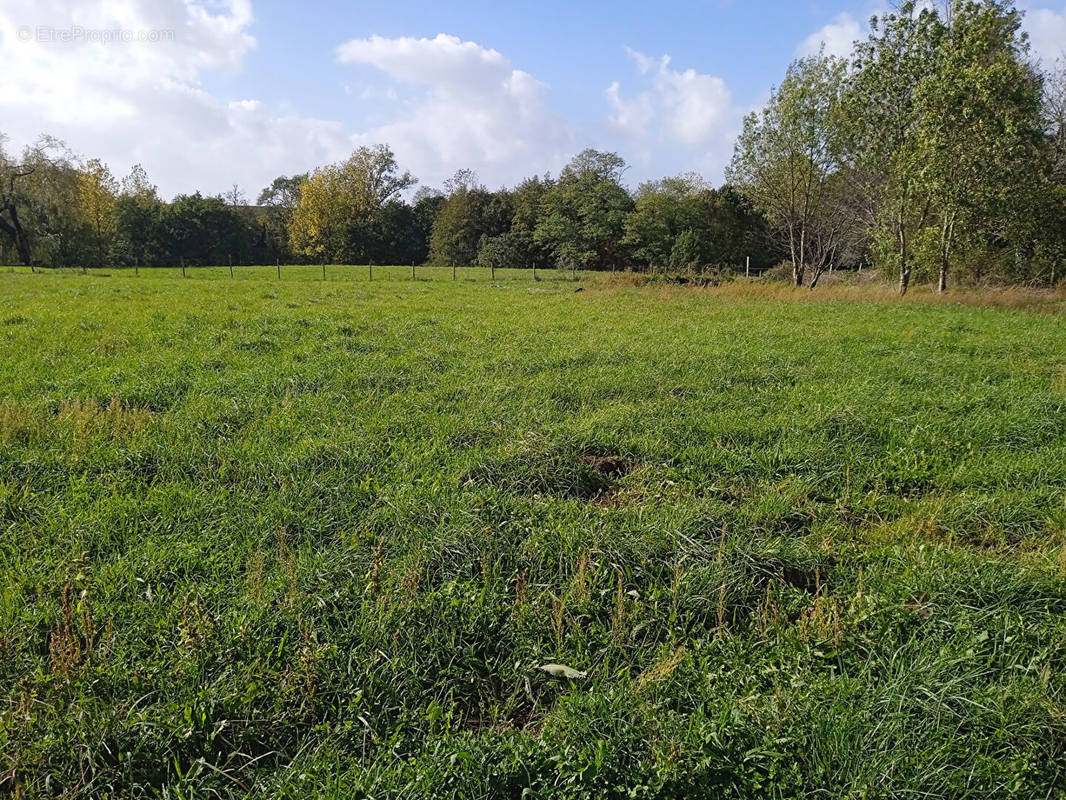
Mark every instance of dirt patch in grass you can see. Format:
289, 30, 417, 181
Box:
578, 454, 635, 478
744, 553, 836, 596
468, 449, 640, 501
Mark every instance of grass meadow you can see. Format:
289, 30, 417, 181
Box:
1, 266, 1065, 798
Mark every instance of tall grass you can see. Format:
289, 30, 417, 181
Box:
1, 269, 1064, 798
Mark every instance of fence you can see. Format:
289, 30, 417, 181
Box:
2, 263, 603, 283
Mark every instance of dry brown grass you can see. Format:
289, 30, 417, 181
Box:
583, 271, 1066, 313
635, 646, 686, 693
2, 397, 154, 449
61, 396, 152, 438
0, 404, 42, 445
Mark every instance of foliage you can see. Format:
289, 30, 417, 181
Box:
289, 145, 416, 262
535, 149, 635, 270
625, 177, 773, 272
429, 172, 511, 267
729, 54, 849, 286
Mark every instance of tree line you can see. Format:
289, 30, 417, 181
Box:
729, 0, 1066, 292
0, 138, 775, 276
2, 1, 1064, 291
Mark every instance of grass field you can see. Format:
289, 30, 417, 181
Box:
1, 268, 1065, 798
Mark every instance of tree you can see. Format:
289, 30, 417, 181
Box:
289, 168, 349, 261
429, 171, 511, 266
624, 190, 676, 269
289, 145, 415, 262
0, 135, 38, 267
728, 54, 849, 286
75, 158, 118, 268
258, 175, 304, 214
410, 188, 445, 264
257, 174, 306, 263
0, 135, 75, 268
917, 0, 1045, 291
115, 165, 162, 267
1048, 60, 1066, 184
842, 3, 942, 294
535, 149, 633, 270
476, 231, 523, 271
508, 175, 555, 268
158, 193, 252, 267
224, 184, 247, 206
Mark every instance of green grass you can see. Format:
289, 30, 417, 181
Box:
1, 269, 1065, 798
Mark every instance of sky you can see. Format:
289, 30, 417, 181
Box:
0, 0, 1063, 200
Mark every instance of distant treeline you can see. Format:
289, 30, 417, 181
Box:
0, 143, 775, 277
2, 1, 1064, 293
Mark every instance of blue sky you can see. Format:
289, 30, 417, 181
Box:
218, 1, 845, 129
1, 0, 1063, 199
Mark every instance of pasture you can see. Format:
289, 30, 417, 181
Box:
1, 268, 1065, 798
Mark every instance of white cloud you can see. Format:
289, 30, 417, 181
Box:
608, 49, 736, 145
798, 13, 864, 60
605, 49, 740, 179
1020, 4, 1066, 66
336, 33, 573, 189
797, 4, 1066, 69
0, 0, 351, 199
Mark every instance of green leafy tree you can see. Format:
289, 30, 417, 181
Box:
429, 171, 511, 266
158, 193, 253, 267
0, 135, 78, 268
842, 3, 942, 294
256, 174, 306, 263
115, 164, 162, 267
74, 158, 118, 268
535, 150, 634, 270
917, 0, 1045, 291
508, 175, 554, 268
728, 54, 849, 286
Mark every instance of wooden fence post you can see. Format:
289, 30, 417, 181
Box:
532, 263, 536, 281
412, 261, 415, 280
322, 257, 326, 281
229, 254, 233, 278
491, 263, 495, 281
277, 258, 280, 279
181, 257, 186, 278
452, 263, 456, 281
369, 262, 373, 281
745, 256, 750, 277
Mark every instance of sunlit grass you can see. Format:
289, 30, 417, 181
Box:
1, 269, 1064, 798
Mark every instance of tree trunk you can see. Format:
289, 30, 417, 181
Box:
897, 205, 910, 296
937, 213, 955, 294
788, 225, 800, 286
794, 227, 806, 287
0, 207, 33, 269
